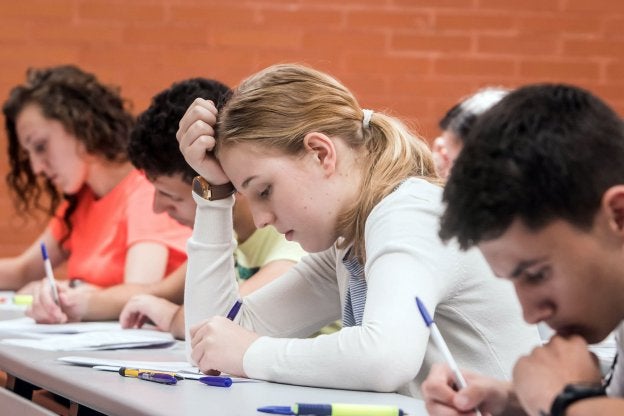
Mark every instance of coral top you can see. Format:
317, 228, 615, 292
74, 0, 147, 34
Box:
48, 169, 191, 287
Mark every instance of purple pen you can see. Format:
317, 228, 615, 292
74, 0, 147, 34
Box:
138, 372, 178, 385
199, 376, 232, 387
226, 299, 242, 320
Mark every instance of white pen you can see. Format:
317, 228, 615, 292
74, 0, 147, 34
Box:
40, 242, 60, 305
416, 296, 482, 416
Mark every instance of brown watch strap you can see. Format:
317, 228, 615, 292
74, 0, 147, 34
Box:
192, 176, 235, 201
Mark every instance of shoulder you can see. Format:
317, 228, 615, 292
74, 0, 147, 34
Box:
367, 178, 443, 230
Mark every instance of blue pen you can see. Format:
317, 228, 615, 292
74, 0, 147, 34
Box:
199, 375, 232, 387
40, 242, 60, 305
226, 299, 242, 320
257, 403, 406, 415
416, 297, 482, 416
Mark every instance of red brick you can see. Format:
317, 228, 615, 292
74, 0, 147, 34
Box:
170, 4, 258, 26
390, 77, 481, 98
392, 33, 472, 53
606, 61, 624, 81
565, 0, 624, 12
563, 38, 624, 57
605, 17, 624, 37
0, 20, 34, 42
435, 12, 516, 32
434, 57, 517, 77
519, 59, 601, 80
477, 34, 559, 55
303, 31, 386, 50
0, 45, 81, 66
393, 0, 476, 8
0, 0, 73, 19
517, 14, 603, 34
32, 23, 123, 44
347, 9, 432, 29
261, 8, 344, 28
214, 29, 302, 49
77, 0, 165, 22
346, 53, 431, 76
480, 0, 560, 11
123, 24, 209, 46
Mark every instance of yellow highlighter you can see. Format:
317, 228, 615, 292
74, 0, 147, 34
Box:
13, 295, 33, 306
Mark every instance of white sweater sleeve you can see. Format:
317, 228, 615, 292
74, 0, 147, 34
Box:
243, 184, 458, 392
187, 181, 537, 395
185, 192, 343, 359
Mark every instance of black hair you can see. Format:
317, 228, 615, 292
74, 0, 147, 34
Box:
128, 78, 231, 184
439, 87, 508, 141
439, 83, 624, 249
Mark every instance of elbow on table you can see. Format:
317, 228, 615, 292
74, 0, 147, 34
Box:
356, 354, 418, 392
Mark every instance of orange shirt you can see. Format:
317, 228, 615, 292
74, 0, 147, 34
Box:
49, 170, 191, 287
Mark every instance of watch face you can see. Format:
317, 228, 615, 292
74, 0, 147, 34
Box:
192, 176, 234, 201
192, 176, 209, 199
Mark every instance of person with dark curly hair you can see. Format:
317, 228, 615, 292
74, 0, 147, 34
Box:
0, 65, 191, 323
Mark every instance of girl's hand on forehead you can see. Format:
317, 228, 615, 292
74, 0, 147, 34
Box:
176, 98, 230, 184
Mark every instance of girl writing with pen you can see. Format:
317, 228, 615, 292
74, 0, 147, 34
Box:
178, 63, 540, 396
0, 65, 191, 323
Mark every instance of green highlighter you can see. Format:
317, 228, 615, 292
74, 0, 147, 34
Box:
257, 403, 407, 415
13, 295, 33, 305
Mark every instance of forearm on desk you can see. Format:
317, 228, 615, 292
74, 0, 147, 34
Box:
82, 263, 187, 321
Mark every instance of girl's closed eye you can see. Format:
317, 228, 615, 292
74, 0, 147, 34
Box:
259, 185, 272, 199
33, 140, 47, 155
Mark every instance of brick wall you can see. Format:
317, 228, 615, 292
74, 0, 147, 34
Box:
0, 0, 622, 255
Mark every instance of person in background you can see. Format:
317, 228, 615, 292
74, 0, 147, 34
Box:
177, 63, 539, 396
432, 87, 508, 179
422, 84, 624, 415
0, 65, 190, 323
115, 77, 307, 339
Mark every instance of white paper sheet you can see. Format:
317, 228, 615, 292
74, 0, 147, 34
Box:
0, 317, 123, 334
1, 329, 175, 351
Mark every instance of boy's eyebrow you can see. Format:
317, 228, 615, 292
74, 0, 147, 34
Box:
510, 257, 547, 278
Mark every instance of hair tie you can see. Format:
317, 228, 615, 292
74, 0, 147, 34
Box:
362, 109, 374, 129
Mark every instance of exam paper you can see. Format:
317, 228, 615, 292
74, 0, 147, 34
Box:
58, 355, 196, 372
0, 317, 122, 335
1, 329, 175, 351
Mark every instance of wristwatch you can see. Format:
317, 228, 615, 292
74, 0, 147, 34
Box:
547, 382, 605, 416
192, 176, 235, 201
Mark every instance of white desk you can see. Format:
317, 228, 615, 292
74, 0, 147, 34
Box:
0, 338, 427, 416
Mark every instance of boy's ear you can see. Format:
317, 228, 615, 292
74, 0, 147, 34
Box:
603, 185, 624, 233
303, 132, 337, 174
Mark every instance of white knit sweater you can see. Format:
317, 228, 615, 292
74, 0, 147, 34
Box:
185, 178, 540, 398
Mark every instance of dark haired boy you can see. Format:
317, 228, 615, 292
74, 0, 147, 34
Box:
422, 84, 624, 415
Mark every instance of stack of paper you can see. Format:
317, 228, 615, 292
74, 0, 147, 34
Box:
0, 317, 175, 350
2, 330, 175, 351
